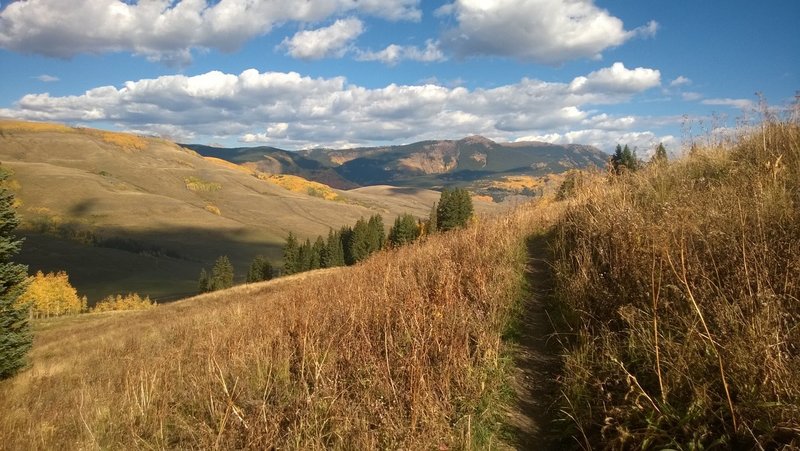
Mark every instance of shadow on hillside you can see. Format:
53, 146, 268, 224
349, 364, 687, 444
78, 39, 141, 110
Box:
17, 224, 284, 305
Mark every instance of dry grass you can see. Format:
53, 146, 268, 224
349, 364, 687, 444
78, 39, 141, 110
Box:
204, 157, 256, 175
551, 121, 800, 448
0, 202, 555, 449
0, 120, 75, 134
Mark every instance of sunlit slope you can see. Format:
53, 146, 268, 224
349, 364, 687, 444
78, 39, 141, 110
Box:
0, 120, 480, 301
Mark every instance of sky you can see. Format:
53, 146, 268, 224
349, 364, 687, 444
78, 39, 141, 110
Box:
0, 0, 798, 154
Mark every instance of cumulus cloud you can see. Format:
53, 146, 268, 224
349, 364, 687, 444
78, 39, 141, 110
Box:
0, 0, 420, 63
1, 63, 662, 149
519, 129, 677, 156
701, 98, 754, 110
569, 62, 661, 96
438, 0, 657, 64
356, 39, 445, 65
280, 18, 364, 60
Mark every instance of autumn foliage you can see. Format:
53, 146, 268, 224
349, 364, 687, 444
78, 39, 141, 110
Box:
92, 293, 155, 313
17, 271, 86, 318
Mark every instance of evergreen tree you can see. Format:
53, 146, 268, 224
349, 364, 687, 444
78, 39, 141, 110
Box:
651, 142, 668, 164
246, 255, 273, 283
367, 214, 385, 253
310, 236, 324, 270
611, 143, 639, 173
0, 167, 30, 379
341, 225, 355, 266
427, 202, 438, 234
283, 232, 299, 275
436, 188, 474, 231
198, 268, 210, 293
298, 238, 313, 272
326, 229, 346, 267
349, 218, 371, 263
388, 213, 421, 246
209, 256, 234, 291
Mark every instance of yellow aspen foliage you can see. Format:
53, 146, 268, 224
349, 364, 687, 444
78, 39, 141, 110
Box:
92, 293, 155, 313
17, 271, 86, 318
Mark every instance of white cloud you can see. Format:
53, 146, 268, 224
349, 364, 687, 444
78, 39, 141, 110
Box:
0, 0, 420, 64
438, 0, 657, 64
518, 129, 677, 155
34, 74, 59, 82
701, 98, 754, 110
569, 62, 661, 95
670, 76, 691, 87
280, 18, 364, 60
1, 64, 662, 148
356, 39, 445, 65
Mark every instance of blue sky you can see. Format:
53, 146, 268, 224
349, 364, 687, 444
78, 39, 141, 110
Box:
1, 0, 797, 154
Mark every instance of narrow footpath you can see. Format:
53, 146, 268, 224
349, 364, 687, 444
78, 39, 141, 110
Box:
505, 233, 563, 450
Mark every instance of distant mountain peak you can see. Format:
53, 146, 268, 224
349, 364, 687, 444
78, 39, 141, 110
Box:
459, 135, 496, 146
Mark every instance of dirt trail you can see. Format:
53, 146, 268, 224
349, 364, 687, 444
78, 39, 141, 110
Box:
505, 233, 563, 450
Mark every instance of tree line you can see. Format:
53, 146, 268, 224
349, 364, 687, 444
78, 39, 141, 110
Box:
198, 187, 476, 290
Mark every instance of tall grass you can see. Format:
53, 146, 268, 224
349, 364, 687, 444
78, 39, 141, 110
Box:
552, 121, 800, 448
0, 201, 553, 448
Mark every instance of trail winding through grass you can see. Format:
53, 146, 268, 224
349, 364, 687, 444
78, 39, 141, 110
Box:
505, 233, 563, 449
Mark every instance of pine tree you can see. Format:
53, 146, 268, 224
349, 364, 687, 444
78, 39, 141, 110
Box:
198, 268, 210, 293
310, 236, 324, 270
349, 218, 371, 263
427, 202, 438, 234
611, 143, 639, 174
298, 239, 313, 272
326, 229, 345, 267
0, 167, 31, 379
367, 214, 385, 253
389, 213, 420, 246
651, 142, 668, 164
283, 232, 299, 275
209, 256, 234, 291
341, 225, 355, 266
246, 255, 273, 283
437, 188, 473, 231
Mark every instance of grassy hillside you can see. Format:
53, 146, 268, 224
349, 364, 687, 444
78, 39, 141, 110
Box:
0, 198, 555, 449
0, 120, 796, 449
550, 121, 800, 448
0, 120, 497, 302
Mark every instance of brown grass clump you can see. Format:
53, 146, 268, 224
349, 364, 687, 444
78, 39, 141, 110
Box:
0, 200, 553, 449
552, 121, 800, 448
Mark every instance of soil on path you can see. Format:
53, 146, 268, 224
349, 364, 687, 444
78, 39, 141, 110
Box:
505, 233, 564, 450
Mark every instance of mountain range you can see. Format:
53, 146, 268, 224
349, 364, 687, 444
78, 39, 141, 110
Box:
185, 135, 608, 199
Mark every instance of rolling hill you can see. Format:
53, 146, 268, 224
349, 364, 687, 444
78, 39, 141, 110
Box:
0, 120, 499, 302
186, 135, 608, 199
